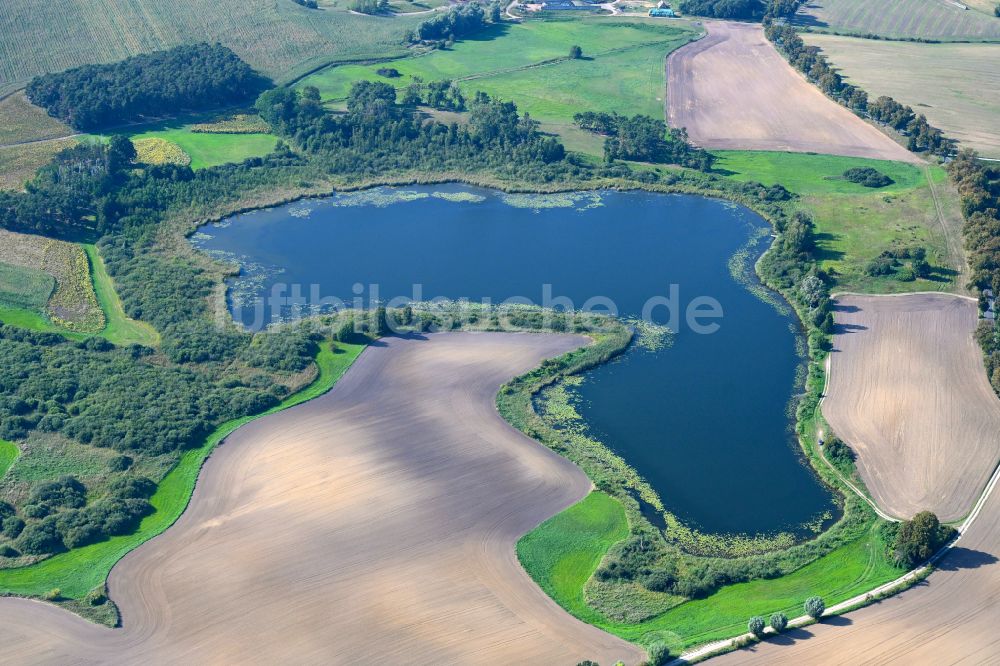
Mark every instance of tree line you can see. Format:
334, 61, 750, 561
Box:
573, 111, 714, 170
765, 23, 951, 156
26, 43, 271, 131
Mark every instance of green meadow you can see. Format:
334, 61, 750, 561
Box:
715, 151, 964, 294
298, 17, 696, 152
519, 492, 900, 652
127, 128, 278, 170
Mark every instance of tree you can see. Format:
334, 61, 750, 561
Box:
373, 306, 390, 337
569, 45, 583, 59
894, 511, 949, 567
804, 596, 825, 619
912, 257, 931, 279
770, 611, 788, 633
748, 615, 766, 637
647, 642, 670, 666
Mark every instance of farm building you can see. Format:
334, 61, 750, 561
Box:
649, 6, 677, 16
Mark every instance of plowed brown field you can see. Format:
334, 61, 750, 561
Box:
666, 21, 919, 163
0, 333, 643, 665
822, 293, 1000, 522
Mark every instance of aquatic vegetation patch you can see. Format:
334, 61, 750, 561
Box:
431, 191, 486, 203
500, 191, 603, 211
329, 189, 430, 208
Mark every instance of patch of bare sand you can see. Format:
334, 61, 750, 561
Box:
666, 21, 920, 163
0, 333, 643, 665
822, 293, 1000, 522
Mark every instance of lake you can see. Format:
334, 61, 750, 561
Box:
194, 184, 837, 536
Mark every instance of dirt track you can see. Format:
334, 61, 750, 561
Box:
0, 333, 643, 665
712, 293, 1000, 665
822, 293, 1000, 522
666, 21, 920, 163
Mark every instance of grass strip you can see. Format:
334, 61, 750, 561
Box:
83, 244, 160, 347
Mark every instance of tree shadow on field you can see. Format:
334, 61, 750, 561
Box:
833, 322, 867, 335
813, 232, 844, 263
935, 547, 999, 572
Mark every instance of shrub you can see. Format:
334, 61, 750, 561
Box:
43, 588, 62, 601
823, 436, 855, 469
804, 595, 825, 619
17, 518, 64, 555
85, 588, 108, 606
0, 544, 18, 557
770, 611, 788, 632
647, 642, 670, 666
377, 67, 401, 78
748, 615, 766, 637
570, 45, 583, 59
843, 167, 894, 188
108, 455, 133, 471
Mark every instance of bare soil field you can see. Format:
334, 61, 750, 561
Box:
0, 333, 643, 665
666, 21, 919, 163
822, 293, 1000, 522
714, 471, 1000, 665
805, 35, 1000, 159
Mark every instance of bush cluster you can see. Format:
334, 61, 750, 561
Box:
26, 44, 270, 131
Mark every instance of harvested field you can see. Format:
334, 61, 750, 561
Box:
666, 21, 919, 163
0, 228, 104, 332
714, 466, 1000, 664
805, 35, 1000, 158
0, 138, 76, 192
0, 0, 420, 96
794, 0, 1000, 41
0, 333, 643, 665
823, 293, 1000, 522
0, 92, 72, 146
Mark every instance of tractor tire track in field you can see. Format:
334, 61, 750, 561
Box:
666, 21, 920, 163
0, 333, 643, 665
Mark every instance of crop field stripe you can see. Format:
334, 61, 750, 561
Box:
0, 340, 365, 598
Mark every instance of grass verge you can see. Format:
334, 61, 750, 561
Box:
0, 440, 18, 478
83, 245, 160, 347
0, 340, 364, 599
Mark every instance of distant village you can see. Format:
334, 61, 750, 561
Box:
518, 0, 679, 16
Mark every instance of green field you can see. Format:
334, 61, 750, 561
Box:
0, 0, 421, 96
519, 492, 900, 651
0, 261, 53, 311
0, 440, 19, 478
84, 245, 160, 347
124, 128, 278, 170
299, 17, 695, 151
517, 492, 631, 614
715, 151, 965, 293
0, 340, 365, 598
793, 0, 1000, 41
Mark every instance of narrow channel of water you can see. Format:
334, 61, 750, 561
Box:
193, 184, 837, 535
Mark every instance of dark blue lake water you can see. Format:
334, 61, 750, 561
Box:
194, 184, 837, 535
